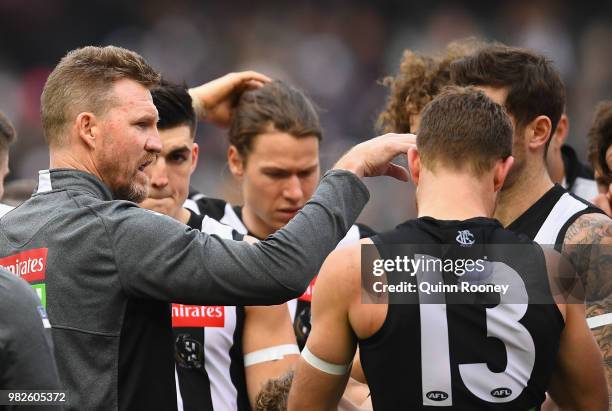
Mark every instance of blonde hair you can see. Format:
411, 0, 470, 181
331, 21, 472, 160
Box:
41, 45, 160, 145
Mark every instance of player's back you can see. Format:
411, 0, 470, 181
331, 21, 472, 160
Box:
359, 217, 564, 411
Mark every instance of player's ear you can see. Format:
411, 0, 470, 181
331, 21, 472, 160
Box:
227, 145, 245, 177
190, 143, 199, 174
494, 155, 514, 192
407, 147, 421, 185
75, 112, 97, 150
527, 115, 552, 153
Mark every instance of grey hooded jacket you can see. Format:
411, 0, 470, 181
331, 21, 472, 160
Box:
0, 168, 368, 411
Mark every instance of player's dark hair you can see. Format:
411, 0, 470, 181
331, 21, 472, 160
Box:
151, 80, 197, 139
587, 100, 612, 186
418, 86, 513, 175
0, 111, 16, 155
451, 44, 565, 148
229, 80, 322, 161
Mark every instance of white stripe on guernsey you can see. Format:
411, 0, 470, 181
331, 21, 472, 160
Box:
37, 170, 52, 193
533, 193, 588, 245
244, 344, 300, 367
201, 215, 235, 238
301, 345, 352, 375
183, 198, 200, 215
587, 313, 612, 329
571, 177, 598, 200
204, 306, 238, 410
175, 367, 184, 411
191, 193, 206, 202
287, 299, 298, 324
337, 225, 361, 249
221, 203, 248, 235
0, 203, 14, 218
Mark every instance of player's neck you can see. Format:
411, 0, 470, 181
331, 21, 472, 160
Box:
494, 165, 554, 227
241, 205, 273, 240
416, 173, 494, 221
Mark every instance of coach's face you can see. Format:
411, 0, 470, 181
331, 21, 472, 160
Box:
95, 79, 161, 202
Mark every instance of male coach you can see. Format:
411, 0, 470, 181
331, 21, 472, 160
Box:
0, 46, 412, 411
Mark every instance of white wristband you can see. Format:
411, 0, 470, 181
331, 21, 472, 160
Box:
301, 345, 352, 375
243, 344, 300, 367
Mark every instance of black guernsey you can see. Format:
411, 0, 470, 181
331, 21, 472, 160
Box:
360, 217, 564, 411
187, 190, 375, 349
507, 184, 603, 249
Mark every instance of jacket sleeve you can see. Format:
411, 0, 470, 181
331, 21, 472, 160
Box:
107, 170, 369, 306
0, 271, 63, 402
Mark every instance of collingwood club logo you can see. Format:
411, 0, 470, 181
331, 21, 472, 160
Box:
456, 230, 475, 246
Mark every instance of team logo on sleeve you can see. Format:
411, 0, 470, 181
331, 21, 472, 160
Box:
0, 248, 49, 307
171, 304, 225, 327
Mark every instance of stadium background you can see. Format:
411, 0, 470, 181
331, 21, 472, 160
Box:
1, 0, 610, 229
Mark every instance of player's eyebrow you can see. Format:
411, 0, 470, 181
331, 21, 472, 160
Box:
167, 145, 190, 155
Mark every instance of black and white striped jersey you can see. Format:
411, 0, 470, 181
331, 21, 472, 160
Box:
507, 184, 604, 249
362, 217, 563, 410
187, 189, 376, 349
173, 210, 249, 411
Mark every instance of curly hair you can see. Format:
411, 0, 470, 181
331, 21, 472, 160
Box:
378, 38, 483, 133
587, 100, 612, 183
254, 371, 293, 411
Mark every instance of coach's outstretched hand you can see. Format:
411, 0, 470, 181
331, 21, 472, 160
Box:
333, 133, 416, 181
189, 71, 272, 128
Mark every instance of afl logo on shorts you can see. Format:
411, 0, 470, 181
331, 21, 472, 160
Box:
456, 230, 475, 246
491, 387, 512, 398
426, 391, 449, 401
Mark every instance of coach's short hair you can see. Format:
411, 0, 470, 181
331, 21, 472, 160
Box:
0, 111, 16, 156
378, 38, 483, 133
451, 44, 566, 138
151, 80, 197, 139
41, 45, 160, 146
587, 100, 612, 184
229, 80, 322, 161
418, 86, 513, 175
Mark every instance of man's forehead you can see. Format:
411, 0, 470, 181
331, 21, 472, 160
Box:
110, 79, 157, 113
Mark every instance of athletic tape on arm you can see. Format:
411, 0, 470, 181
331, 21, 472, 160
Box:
301, 345, 352, 375
243, 344, 300, 367
587, 312, 612, 329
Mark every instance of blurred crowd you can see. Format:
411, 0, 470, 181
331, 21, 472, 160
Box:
1, 0, 610, 229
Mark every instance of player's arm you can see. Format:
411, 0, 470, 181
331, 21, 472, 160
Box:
287, 245, 360, 410
561, 212, 612, 389
242, 304, 299, 409
546, 302, 608, 410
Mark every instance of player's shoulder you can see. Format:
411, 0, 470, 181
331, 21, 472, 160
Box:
186, 190, 229, 221
564, 212, 611, 245
317, 240, 368, 302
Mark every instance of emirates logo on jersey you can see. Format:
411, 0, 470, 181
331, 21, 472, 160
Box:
456, 230, 475, 246
0, 248, 49, 308
0, 248, 48, 282
298, 276, 317, 302
171, 304, 225, 328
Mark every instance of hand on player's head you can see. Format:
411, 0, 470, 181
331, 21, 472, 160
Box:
333, 133, 416, 181
189, 71, 273, 128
